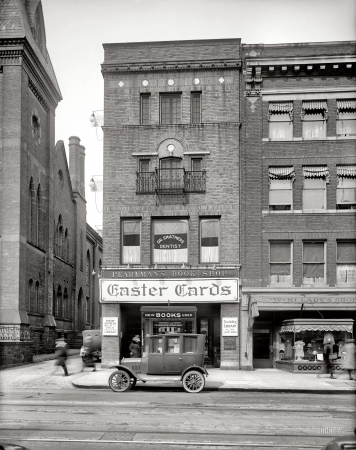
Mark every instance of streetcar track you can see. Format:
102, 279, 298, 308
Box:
0, 437, 324, 448
0, 426, 350, 439
0, 400, 354, 413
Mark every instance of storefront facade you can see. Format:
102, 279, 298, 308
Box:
240, 288, 356, 371
100, 268, 239, 368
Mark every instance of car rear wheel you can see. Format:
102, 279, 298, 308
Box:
109, 370, 131, 392
182, 370, 205, 393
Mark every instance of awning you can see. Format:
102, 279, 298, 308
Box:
337, 165, 356, 178
280, 324, 353, 333
303, 166, 329, 181
301, 101, 328, 120
269, 102, 293, 113
302, 101, 328, 111
269, 167, 295, 180
268, 102, 293, 120
279, 319, 354, 334
337, 100, 356, 113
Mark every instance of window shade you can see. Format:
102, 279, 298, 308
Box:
270, 242, 290, 262
337, 100, 356, 114
337, 242, 356, 262
268, 102, 293, 120
301, 101, 328, 120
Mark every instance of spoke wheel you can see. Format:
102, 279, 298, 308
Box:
182, 370, 205, 393
108, 370, 131, 392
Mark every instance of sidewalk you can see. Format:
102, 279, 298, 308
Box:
72, 365, 356, 393
32, 348, 80, 363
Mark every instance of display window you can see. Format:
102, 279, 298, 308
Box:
277, 319, 353, 362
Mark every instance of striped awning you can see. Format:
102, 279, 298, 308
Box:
268, 102, 293, 120
269, 102, 293, 113
302, 101, 328, 111
337, 165, 356, 178
269, 167, 295, 180
337, 100, 356, 112
303, 166, 329, 180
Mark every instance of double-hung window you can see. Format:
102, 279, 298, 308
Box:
140, 94, 150, 125
122, 219, 141, 264
268, 102, 293, 139
337, 166, 356, 209
152, 219, 188, 264
301, 101, 328, 139
269, 167, 295, 210
303, 241, 326, 285
269, 241, 292, 285
191, 92, 202, 123
336, 100, 356, 137
200, 218, 220, 263
337, 241, 356, 285
160, 94, 181, 124
303, 166, 329, 210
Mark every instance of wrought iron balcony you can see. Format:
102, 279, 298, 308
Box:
136, 169, 206, 194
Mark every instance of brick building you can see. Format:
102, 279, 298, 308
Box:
101, 39, 242, 368
240, 41, 356, 371
100, 38, 355, 371
0, 0, 102, 366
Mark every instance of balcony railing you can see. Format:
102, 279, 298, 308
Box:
136, 169, 206, 194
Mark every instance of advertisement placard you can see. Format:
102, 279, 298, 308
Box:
100, 278, 238, 303
222, 317, 238, 336
102, 317, 118, 336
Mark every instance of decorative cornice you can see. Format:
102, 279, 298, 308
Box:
102, 59, 241, 74
28, 78, 49, 111
0, 38, 62, 108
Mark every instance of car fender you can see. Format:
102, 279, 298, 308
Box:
110, 365, 146, 382
181, 365, 209, 380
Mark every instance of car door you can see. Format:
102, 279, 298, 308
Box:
163, 336, 182, 373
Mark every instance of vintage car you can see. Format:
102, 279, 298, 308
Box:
79, 329, 101, 361
108, 333, 208, 393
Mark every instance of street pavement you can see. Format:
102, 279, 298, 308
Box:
2, 352, 354, 393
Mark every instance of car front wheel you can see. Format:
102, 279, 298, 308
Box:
108, 370, 131, 392
182, 370, 205, 393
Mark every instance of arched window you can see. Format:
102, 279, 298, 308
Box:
57, 285, 62, 317
159, 157, 183, 189
80, 230, 84, 270
35, 281, 40, 312
36, 185, 41, 246
52, 285, 56, 316
28, 279, 34, 310
57, 216, 63, 258
29, 178, 35, 242
86, 250, 91, 286
65, 229, 69, 262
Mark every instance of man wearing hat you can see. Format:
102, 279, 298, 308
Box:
129, 335, 141, 358
344, 339, 355, 380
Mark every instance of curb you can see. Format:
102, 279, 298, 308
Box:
71, 381, 356, 394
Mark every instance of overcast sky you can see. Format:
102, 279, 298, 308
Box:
41, 0, 356, 230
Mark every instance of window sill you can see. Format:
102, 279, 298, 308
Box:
263, 136, 356, 142
302, 284, 329, 288
268, 284, 295, 288
262, 209, 356, 214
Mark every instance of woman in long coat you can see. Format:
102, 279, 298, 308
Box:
344, 339, 355, 380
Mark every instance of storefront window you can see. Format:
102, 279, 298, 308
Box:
277, 320, 353, 363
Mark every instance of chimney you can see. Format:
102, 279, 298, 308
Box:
69, 136, 85, 198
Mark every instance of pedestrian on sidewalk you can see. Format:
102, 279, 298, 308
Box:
343, 339, 355, 380
129, 335, 141, 358
55, 337, 69, 376
325, 346, 336, 379
81, 349, 97, 372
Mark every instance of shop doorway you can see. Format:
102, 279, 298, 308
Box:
198, 316, 221, 367
253, 324, 273, 368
